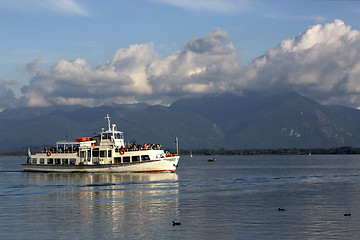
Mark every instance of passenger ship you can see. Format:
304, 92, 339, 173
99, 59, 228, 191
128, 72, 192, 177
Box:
22, 115, 180, 173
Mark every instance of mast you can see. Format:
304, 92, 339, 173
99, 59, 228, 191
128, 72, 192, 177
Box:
175, 137, 179, 155
105, 114, 111, 131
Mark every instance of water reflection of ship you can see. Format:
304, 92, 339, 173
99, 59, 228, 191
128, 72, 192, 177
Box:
28, 172, 178, 184
26, 173, 179, 236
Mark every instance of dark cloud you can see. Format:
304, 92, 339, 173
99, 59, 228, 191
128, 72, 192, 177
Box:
0, 84, 20, 110
185, 28, 232, 54
2, 77, 18, 85
24, 57, 41, 73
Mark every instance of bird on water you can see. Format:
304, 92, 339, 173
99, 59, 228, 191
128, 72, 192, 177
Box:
172, 221, 181, 226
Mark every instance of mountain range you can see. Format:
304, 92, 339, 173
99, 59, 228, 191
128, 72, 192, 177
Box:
1, 91, 360, 151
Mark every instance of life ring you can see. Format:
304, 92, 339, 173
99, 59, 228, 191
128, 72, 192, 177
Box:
47, 151, 52, 156
120, 149, 125, 155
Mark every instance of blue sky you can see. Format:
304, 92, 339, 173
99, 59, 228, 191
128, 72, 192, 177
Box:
1, 0, 360, 109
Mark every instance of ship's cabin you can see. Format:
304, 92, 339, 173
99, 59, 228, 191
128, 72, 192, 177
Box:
94, 128, 125, 148
93, 116, 126, 148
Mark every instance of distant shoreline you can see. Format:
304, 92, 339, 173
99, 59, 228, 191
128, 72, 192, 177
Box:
2, 146, 360, 157
179, 146, 360, 156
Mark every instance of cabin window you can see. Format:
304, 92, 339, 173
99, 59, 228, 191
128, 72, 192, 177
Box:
132, 156, 140, 162
47, 158, 54, 164
92, 149, 99, 157
100, 150, 106, 157
80, 151, 86, 158
108, 150, 112, 157
70, 158, 76, 165
123, 156, 130, 162
114, 157, 121, 163
115, 133, 123, 139
32, 158, 37, 164
142, 155, 150, 161
102, 133, 112, 140
40, 158, 45, 164
62, 159, 69, 164
55, 158, 61, 164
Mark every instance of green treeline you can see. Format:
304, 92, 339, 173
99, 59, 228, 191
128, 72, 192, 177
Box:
181, 146, 360, 156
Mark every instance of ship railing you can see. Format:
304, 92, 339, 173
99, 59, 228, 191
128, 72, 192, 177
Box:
41, 146, 79, 154
115, 145, 163, 153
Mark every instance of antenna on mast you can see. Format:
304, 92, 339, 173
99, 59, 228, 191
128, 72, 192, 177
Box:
105, 114, 111, 131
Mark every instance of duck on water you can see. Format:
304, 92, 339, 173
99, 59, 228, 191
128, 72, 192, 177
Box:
22, 114, 180, 173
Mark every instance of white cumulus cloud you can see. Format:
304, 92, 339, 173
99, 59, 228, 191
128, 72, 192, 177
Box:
241, 19, 360, 107
147, 28, 239, 100
14, 19, 360, 109
21, 28, 239, 107
21, 43, 157, 106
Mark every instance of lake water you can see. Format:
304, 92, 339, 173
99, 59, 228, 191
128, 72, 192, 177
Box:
1, 155, 360, 239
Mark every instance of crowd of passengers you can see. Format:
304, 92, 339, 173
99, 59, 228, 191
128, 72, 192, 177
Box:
43, 142, 162, 154
118, 142, 163, 152
44, 146, 79, 154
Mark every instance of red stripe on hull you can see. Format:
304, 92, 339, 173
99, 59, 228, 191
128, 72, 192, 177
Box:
134, 170, 175, 173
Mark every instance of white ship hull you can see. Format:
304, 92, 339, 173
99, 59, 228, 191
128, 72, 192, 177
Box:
22, 156, 179, 173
